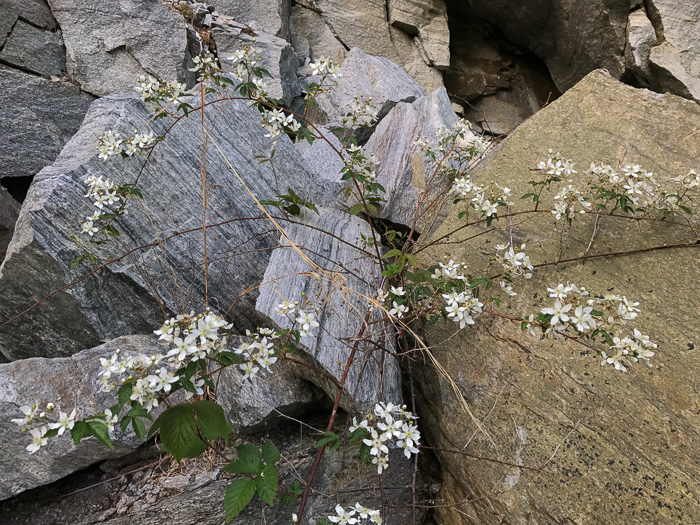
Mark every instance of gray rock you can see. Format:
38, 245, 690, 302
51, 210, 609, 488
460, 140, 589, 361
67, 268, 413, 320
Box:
46, 0, 190, 96
294, 126, 345, 183
0, 0, 56, 48
0, 66, 94, 179
0, 336, 162, 500
290, 3, 345, 63
625, 7, 657, 81
214, 0, 292, 40
255, 207, 402, 411
0, 89, 336, 361
218, 336, 325, 432
364, 87, 459, 231
0, 20, 66, 77
310, 47, 426, 133
213, 22, 301, 105
646, 0, 700, 102
294, 0, 444, 91
0, 186, 21, 263
388, 0, 450, 68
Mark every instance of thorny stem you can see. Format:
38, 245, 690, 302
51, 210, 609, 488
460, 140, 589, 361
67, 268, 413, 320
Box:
296, 309, 372, 522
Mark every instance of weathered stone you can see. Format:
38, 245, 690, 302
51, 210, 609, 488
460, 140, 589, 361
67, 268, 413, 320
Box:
388, 0, 450, 68
0, 186, 21, 262
0, 336, 163, 500
458, 0, 629, 92
295, 0, 444, 92
218, 337, 325, 432
213, 22, 301, 105
289, 4, 345, 63
0, 66, 94, 179
625, 7, 657, 81
364, 87, 459, 230
294, 126, 345, 183
415, 70, 700, 524
46, 0, 190, 96
646, 0, 700, 102
0, 414, 427, 524
0, 89, 336, 361
310, 47, 426, 133
255, 207, 402, 411
0, 0, 56, 48
213, 0, 292, 40
0, 20, 65, 77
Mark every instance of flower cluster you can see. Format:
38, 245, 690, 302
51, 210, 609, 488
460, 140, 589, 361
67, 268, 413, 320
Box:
551, 184, 592, 220
190, 50, 221, 78
135, 75, 188, 107
11, 401, 77, 453
341, 95, 378, 128
275, 299, 320, 338
310, 56, 342, 79
536, 149, 577, 178
494, 243, 533, 281
530, 283, 656, 371
327, 503, 381, 524
261, 108, 301, 140
430, 258, 484, 328
376, 285, 409, 320
350, 402, 421, 474
234, 328, 280, 380
96, 129, 155, 161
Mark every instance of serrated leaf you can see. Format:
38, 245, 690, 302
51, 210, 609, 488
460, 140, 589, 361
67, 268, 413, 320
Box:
225, 444, 263, 475
255, 464, 279, 505
132, 417, 146, 440
147, 404, 201, 462
117, 383, 133, 407
87, 421, 114, 450
70, 421, 89, 445
224, 479, 256, 522
261, 440, 280, 465
359, 443, 371, 466
190, 401, 232, 441
348, 203, 364, 215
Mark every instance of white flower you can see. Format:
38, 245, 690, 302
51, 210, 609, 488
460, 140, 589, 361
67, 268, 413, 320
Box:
104, 409, 119, 434
328, 504, 358, 525
389, 301, 408, 319
295, 310, 319, 337
49, 408, 77, 436
541, 300, 572, 327
372, 454, 389, 474
390, 286, 405, 296
12, 403, 38, 427
26, 426, 49, 453
571, 306, 596, 332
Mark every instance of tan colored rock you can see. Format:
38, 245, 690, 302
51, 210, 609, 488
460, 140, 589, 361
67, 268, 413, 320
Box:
388, 0, 450, 68
414, 71, 700, 524
625, 7, 657, 80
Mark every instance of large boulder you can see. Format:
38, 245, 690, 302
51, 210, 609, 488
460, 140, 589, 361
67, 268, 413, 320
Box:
0, 336, 161, 500
0, 66, 95, 179
414, 70, 700, 524
256, 207, 403, 411
0, 90, 336, 361
46, 0, 191, 96
292, 0, 444, 92
213, 0, 292, 40
364, 87, 460, 229
0, 0, 56, 49
388, 0, 450, 68
0, 18, 65, 77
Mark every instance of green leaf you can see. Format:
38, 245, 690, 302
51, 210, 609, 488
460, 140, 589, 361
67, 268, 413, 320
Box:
382, 248, 402, 259
224, 479, 256, 522
315, 431, 340, 450
348, 203, 364, 216
120, 416, 132, 433
359, 443, 371, 466
117, 382, 133, 407
190, 400, 232, 441
284, 203, 301, 216
259, 199, 282, 207
132, 417, 146, 440
148, 404, 202, 462
261, 440, 280, 465
70, 421, 89, 445
225, 444, 263, 475
255, 464, 279, 505
87, 421, 114, 450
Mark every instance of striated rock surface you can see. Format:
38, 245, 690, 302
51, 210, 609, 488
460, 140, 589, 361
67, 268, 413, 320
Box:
256, 207, 402, 411
0, 186, 21, 263
214, 0, 292, 40
364, 87, 459, 230
414, 70, 700, 524
388, 0, 450, 68
0, 0, 56, 49
0, 66, 94, 179
46, 0, 191, 96
0, 90, 335, 361
0, 336, 162, 500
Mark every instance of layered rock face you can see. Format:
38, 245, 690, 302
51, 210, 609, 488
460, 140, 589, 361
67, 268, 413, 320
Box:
414, 70, 700, 524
